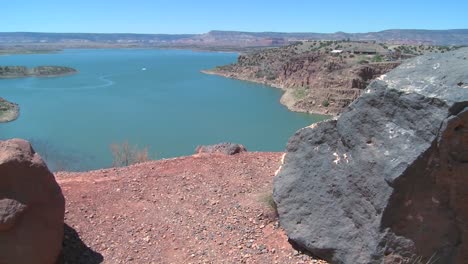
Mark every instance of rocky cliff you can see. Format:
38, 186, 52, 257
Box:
0, 66, 77, 78
206, 41, 404, 115
206, 41, 461, 115
273, 48, 468, 263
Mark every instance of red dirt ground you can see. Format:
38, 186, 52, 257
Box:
56, 152, 328, 264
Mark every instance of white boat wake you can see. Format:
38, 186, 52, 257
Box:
16, 74, 116, 91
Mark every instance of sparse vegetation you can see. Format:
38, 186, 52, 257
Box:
390, 44, 460, 57
110, 141, 150, 167
293, 87, 308, 99
259, 192, 278, 216
255, 69, 277, 80
322, 99, 330, 107
0, 101, 7, 119
371, 54, 383, 62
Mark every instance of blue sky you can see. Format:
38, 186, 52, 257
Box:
2, 0, 467, 34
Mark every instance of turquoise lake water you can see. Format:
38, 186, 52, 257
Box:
0, 49, 328, 171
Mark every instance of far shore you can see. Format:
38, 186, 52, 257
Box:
0, 66, 78, 79
0, 70, 78, 79
0, 45, 252, 56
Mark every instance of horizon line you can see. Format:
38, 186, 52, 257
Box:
1, 28, 468, 35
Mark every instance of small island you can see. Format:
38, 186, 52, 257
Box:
0, 66, 77, 79
0, 97, 19, 123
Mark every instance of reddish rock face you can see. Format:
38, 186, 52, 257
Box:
211, 42, 402, 115
0, 139, 65, 264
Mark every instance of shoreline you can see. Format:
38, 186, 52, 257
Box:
0, 46, 247, 56
0, 70, 78, 79
201, 70, 334, 116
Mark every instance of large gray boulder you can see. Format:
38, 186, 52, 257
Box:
273, 48, 468, 263
0, 139, 65, 264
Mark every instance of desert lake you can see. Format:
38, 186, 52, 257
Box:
0, 49, 328, 171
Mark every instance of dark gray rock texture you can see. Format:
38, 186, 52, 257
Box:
273, 48, 468, 264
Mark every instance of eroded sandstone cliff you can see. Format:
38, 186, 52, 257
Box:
205, 41, 403, 115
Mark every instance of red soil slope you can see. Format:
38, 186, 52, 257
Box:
56, 152, 328, 264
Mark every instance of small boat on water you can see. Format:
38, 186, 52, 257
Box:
141, 67, 147, 71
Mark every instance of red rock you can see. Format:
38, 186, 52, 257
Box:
0, 139, 65, 264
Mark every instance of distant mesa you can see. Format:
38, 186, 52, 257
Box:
0, 66, 77, 79
1, 30, 468, 48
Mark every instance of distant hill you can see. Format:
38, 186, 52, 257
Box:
348, 29, 468, 45
0, 29, 467, 49
0, 32, 195, 43
204, 29, 468, 45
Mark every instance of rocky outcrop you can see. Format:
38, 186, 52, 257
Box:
273, 48, 468, 263
205, 41, 403, 115
0, 139, 65, 264
0, 97, 19, 122
0, 66, 77, 78
195, 142, 247, 155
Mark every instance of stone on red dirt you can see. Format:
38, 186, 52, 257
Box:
0, 139, 65, 264
195, 142, 247, 155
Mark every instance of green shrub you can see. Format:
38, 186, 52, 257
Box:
372, 54, 383, 62
293, 87, 308, 99
259, 192, 278, 216
255, 71, 264, 78
255, 69, 276, 80
322, 99, 330, 107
